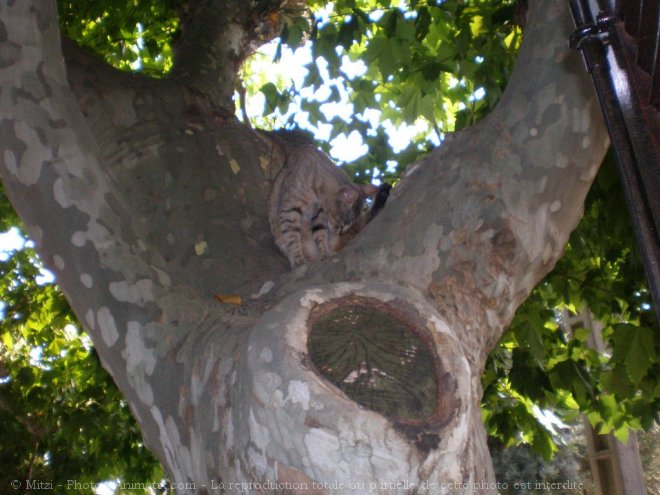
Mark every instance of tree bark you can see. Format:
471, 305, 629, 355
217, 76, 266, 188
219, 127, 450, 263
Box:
0, 0, 607, 493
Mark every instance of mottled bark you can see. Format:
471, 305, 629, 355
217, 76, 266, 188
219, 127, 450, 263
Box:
0, 0, 607, 494
169, 0, 308, 109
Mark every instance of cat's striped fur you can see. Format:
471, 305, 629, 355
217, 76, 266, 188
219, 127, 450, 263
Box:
268, 138, 384, 267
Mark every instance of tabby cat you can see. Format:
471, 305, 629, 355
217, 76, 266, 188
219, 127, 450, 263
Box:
267, 132, 390, 267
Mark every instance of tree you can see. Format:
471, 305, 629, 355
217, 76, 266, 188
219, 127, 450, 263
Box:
1, 0, 653, 491
0, 240, 164, 492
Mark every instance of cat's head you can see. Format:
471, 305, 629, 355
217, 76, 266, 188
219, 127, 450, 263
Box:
334, 184, 378, 232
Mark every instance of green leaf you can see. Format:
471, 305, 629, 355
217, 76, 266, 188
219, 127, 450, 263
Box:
303, 62, 322, 89
259, 82, 282, 115
599, 393, 618, 420
365, 37, 402, 79
573, 327, 590, 342
284, 17, 308, 48
419, 94, 437, 124
338, 14, 361, 49
383, 10, 399, 38
613, 424, 630, 443
531, 427, 557, 462
612, 324, 656, 384
394, 15, 415, 42
397, 86, 422, 123
509, 350, 550, 401
601, 367, 634, 398
470, 15, 485, 38
415, 7, 432, 41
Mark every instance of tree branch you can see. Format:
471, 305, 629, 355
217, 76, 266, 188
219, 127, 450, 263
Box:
60, 37, 158, 163
0, 0, 191, 461
169, 0, 307, 110
314, 0, 608, 369
61, 30, 291, 302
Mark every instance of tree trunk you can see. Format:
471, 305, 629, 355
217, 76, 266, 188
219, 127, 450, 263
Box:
0, 0, 608, 493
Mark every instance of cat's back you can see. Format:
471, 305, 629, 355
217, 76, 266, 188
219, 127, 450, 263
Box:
266, 131, 356, 254
269, 137, 350, 209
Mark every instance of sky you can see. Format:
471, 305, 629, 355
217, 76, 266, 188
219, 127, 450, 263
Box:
0, 227, 55, 284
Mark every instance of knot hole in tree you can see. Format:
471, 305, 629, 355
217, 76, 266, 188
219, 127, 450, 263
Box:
308, 296, 457, 449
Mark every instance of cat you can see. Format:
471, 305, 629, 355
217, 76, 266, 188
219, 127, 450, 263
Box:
266, 130, 390, 267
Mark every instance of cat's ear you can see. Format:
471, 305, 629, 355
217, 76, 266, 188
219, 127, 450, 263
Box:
358, 183, 379, 197
337, 186, 360, 208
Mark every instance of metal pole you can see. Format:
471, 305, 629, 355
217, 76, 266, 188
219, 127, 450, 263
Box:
569, 0, 660, 325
